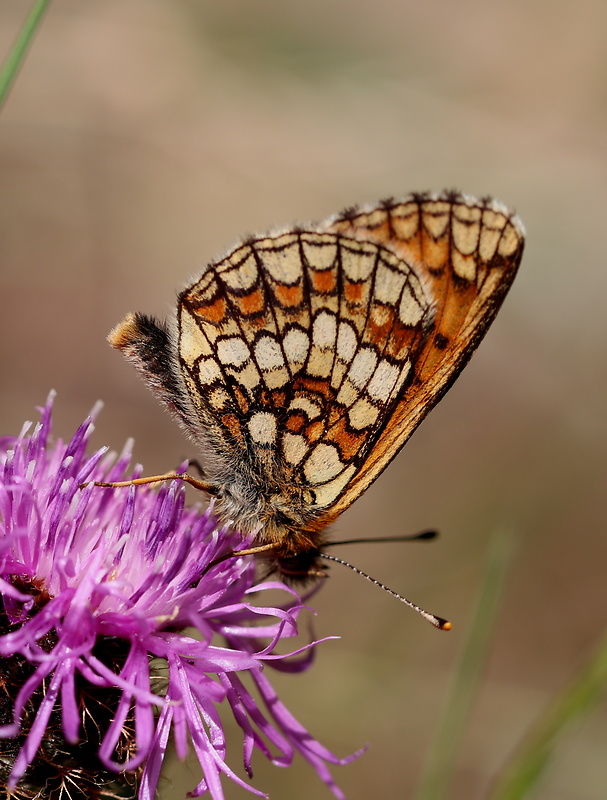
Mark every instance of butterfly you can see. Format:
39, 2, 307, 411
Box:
107, 190, 525, 589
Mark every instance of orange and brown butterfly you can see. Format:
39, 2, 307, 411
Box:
107, 190, 524, 591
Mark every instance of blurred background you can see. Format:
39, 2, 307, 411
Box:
1, 2, 606, 798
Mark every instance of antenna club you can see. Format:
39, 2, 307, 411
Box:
319, 552, 449, 631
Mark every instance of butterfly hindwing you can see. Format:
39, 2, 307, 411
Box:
177, 226, 434, 500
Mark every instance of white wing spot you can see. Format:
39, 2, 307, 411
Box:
399, 283, 425, 326
312, 311, 337, 349
336, 379, 358, 408
217, 336, 250, 367
209, 387, 230, 410
499, 222, 522, 256
283, 432, 309, 465
255, 335, 286, 371
336, 321, 358, 364
387, 360, 412, 403
283, 328, 309, 369
233, 360, 261, 393
198, 357, 222, 385
348, 397, 380, 430
304, 443, 345, 483
452, 250, 476, 282
307, 312, 338, 378
453, 216, 481, 255
479, 225, 501, 262
367, 360, 400, 403
248, 412, 277, 446
347, 347, 378, 389
312, 465, 356, 507
391, 207, 419, 241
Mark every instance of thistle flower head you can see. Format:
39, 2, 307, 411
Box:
0, 393, 360, 799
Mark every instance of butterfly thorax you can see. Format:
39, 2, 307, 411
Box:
206, 454, 326, 560
208, 462, 330, 579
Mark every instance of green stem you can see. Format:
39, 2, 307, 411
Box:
487, 630, 607, 800
0, 0, 52, 110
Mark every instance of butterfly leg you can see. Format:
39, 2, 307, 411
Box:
203, 542, 280, 574
79, 472, 213, 493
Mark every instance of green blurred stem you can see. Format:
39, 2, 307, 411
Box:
415, 530, 517, 800
0, 0, 51, 110
487, 629, 607, 800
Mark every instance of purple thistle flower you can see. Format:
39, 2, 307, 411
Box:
0, 393, 361, 799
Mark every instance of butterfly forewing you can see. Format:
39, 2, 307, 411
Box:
317, 193, 524, 521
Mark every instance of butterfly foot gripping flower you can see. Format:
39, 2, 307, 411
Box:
0, 393, 360, 799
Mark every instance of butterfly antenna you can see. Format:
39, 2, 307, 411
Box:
318, 552, 451, 630
325, 530, 438, 547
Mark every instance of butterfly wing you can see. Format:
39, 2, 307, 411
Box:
177, 191, 524, 530
178, 225, 433, 500
314, 191, 525, 523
